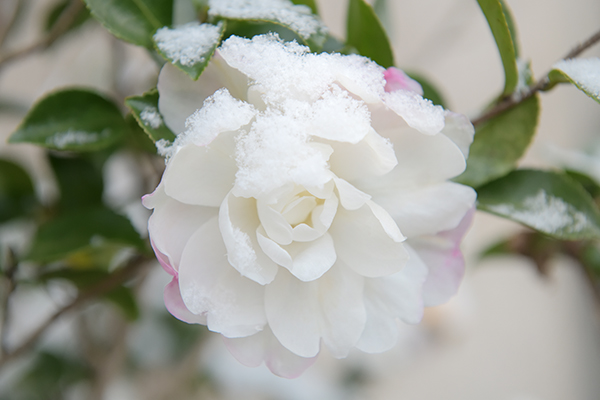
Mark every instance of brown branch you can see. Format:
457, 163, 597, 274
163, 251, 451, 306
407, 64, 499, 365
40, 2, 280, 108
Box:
0, 254, 150, 370
0, 0, 85, 71
471, 27, 600, 127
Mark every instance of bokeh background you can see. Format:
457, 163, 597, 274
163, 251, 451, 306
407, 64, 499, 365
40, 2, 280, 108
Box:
1, 0, 600, 399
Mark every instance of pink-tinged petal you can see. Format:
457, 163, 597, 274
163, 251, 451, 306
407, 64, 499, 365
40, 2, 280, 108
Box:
371, 182, 476, 238
384, 67, 423, 95
164, 139, 236, 207
265, 266, 366, 359
441, 111, 474, 159
164, 278, 207, 324
147, 184, 217, 271
257, 230, 336, 282
382, 90, 445, 135
411, 206, 475, 307
329, 204, 409, 277
223, 328, 318, 378
151, 240, 176, 276
219, 192, 279, 285
327, 129, 398, 182
357, 245, 428, 353
178, 217, 267, 338
157, 52, 249, 134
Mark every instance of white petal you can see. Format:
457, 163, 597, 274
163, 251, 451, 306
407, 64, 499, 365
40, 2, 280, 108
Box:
357, 245, 428, 353
441, 111, 474, 159
329, 204, 409, 277
327, 129, 398, 181
257, 199, 293, 245
334, 177, 371, 210
257, 229, 336, 282
164, 140, 236, 207
178, 217, 267, 338
164, 278, 207, 324
373, 182, 476, 238
382, 89, 445, 135
219, 192, 279, 285
366, 200, 405, 242
146, 183, 217, 270
223, 327, 317, 378
157, 53, 248, 134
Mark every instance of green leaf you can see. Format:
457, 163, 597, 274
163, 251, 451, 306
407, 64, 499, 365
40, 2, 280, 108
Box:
477, 0, 519, 95
46, 0, 91, 33
406, 71, 447, 108
455, 94, 539, 187
125, 89, 176, 143
477, 169, 600, 240
550, 58, 600, 103
0, 159, 38, 223
27, 206, 145, 263
564, 170, 600, 199
9, 89, 128, 152
49, 154, 104, 212
210, 1, 328, 51
290, 0, 319, 15
154, 22, 226, 80
84, 0, 173, 48
41, 269, 140, 320
346, 0, 394, 68
499, 0, 519, 58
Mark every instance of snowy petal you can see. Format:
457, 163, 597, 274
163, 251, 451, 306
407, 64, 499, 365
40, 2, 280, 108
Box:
179, 217, 267, 337
219, 192, 279, 285
164, 278, 207, 324
164, 139, 236, 207
384, 67, 423, 95
329, 204, 409, 277
382, 89, 445, 135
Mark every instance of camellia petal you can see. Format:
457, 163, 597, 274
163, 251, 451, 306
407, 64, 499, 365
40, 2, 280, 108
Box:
164, 278, 207, 324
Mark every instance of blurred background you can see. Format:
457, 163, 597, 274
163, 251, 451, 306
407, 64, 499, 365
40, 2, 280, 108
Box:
0, 0, 600, 399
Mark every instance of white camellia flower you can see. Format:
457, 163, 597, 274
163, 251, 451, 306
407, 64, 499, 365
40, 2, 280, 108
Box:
143, 33, 476, 378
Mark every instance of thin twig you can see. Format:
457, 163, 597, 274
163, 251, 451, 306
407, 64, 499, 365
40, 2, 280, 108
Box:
0, 0, 85, 71
0, 248, 18, 358
0, 0, 26, 48
471, 28, 600, 127
0, 254, 150, 370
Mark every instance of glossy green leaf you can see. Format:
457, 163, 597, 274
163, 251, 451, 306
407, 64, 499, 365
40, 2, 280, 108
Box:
290, 0, 318, 15
84, 0, 173, 47
455, 94, 539, 187
27, 206, 145, 263
477, 169, 600, 240
125, 89, 176, 143
477, 0, 519, 95
0, 159, 38, 223
550, 58, 600, 103
346, 0, 394, 68
406, 72, 447, 108
41, 269, 140, 320
9, 89, 128, 152
499, 0, 519, 58
210, 2, 327, 51
154, 22, 226, 80
50, 154, 104, 212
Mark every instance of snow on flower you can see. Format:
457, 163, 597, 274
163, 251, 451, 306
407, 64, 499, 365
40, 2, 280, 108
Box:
143, 34, 476, 378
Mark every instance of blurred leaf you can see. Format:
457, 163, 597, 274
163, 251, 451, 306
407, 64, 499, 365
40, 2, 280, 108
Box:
406, 72, 447, 108
2, 351, 90, 400
455, 94, 539, 187
41, 269, 140, 320
346, 0, 394, 68
45, 0, 91, 33
49, 154, 103, 212
0, 159, 38, 223
477, 169, 600, 240
125, 114, 158, 153
125, 89, 176, 143
154, 22, 226, 80
84, 0, 173, 48
564, 170, 600, 199
210, 2, 327, 51
477, 0, 519, 95
290, 0, 318, 15
9, 89, 128, 152
550, 58, 600, 103
27, 206, 145, 263
499, 0, 519, 58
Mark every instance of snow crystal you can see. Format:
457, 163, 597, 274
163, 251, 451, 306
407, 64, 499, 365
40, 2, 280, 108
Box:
486, 190, 589, 235
47, 129, 110, 149
154, 22, 223, 67
553, 58, 600, 99
208, 0, 327, 40
140, 106, 163, 129
383, 89, 445, 135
